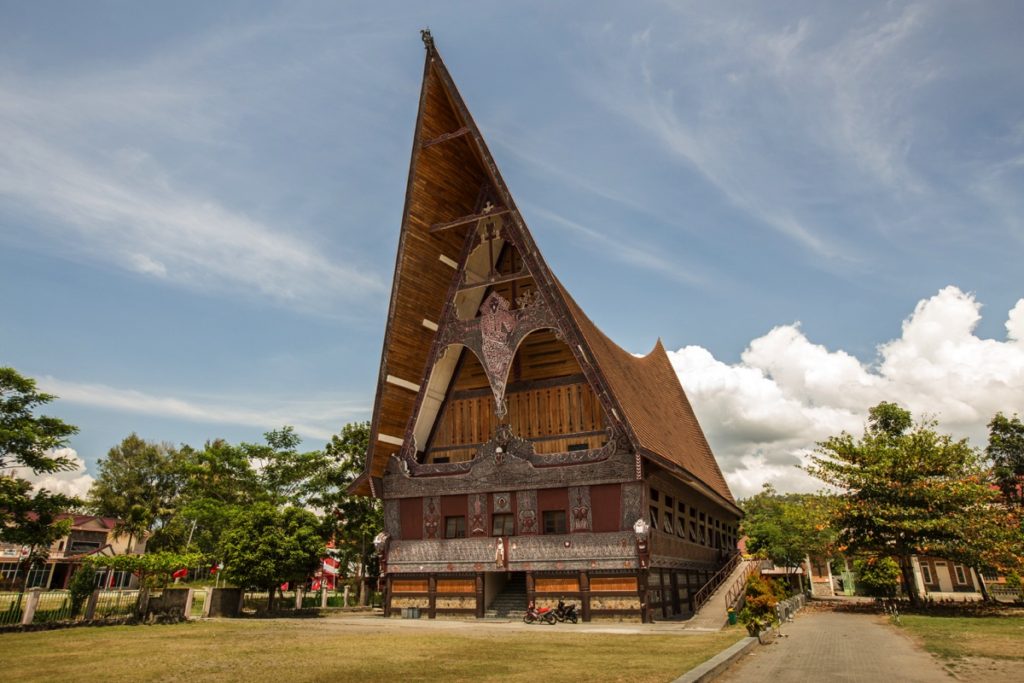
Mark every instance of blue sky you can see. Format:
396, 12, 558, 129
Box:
2, 1, 1022, 497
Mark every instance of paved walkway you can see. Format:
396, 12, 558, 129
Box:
719, 611, 952, 682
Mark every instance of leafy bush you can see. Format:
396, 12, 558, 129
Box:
68, 564, 96, 617
853, 556, 901, 598
738, 575, 781, 634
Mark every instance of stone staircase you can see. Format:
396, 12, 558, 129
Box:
484, 573, 527, 619
685, 558, 760, 630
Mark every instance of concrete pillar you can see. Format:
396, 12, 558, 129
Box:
580, 571, 591, 623
294, 588, 303, 610
909, 555, 926, 598
21, 588, 42, 625
183, 588, 195, 619
825, 556, 835, 597
321, 585, 328, 608
343, 585, 350, 608
203, 588, 213, 618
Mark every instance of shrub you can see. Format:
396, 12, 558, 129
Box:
68, 564, 96, 617
738, 574, 780, 634
853, 556, 901, 598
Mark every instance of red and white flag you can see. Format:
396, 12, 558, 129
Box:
172, 567, 188, 579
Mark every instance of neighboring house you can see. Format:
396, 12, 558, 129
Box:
804, 554, 990, 601
0, 514, 143, 590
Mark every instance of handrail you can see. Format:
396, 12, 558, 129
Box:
692, 551, 741, 614
724, 559, 761, 611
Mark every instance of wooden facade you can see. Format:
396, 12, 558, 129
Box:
355, 31, 741, 622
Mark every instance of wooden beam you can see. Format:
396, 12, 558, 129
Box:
421, 126, 470, 148
429, 207, 509, 233
377, 433, 404, 446
458, 268, 532, 292
385, 375, 421, 392
438, 254, 459, 269
421, 318, 439, 332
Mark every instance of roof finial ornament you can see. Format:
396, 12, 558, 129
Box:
420, 28, 434, 50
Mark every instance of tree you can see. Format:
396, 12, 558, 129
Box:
322, 422, 381, 602
220, 504, 324, 609
0, 367, 81, 590
88, 434, 185, 552
987, 412, 1024, 509
807, 401, 1017, 605
741, 484, 837, 593
852, 556, 901, 598
88, 550, 204, 589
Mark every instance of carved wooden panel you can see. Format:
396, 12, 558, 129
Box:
516, 489, 538, 535
384, 499, 401, 537
569, 486, 592, 532
492, 491, 512, 513
423, 496, 441, 540
468, 493, 488, 536
621, 482, 643, 530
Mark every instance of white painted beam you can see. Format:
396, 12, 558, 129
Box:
377, 433, 404, 446
386, 375, 421, 392
422, 318, 439, 332
438, 254, 458, 269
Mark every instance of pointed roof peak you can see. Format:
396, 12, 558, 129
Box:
420, 28, 435, 51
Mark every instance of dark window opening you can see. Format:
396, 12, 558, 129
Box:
492, 514, 514, 536
650, 489, 659, 503
543, 510, 567, 535
664, 513, 674, 534
433, 456, 450, 464
567, 443, 588, 452
664, 495, 674, 509
444, 516, 466, 539
649, 506, 659, 529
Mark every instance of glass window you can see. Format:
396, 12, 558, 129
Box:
954, 565, 967, 584
543, 510, 567, 535
567, 443, 588, 452
444, 516, 466, 539
650, 488, 660, 503
920, 563, 933, 584
664, 495, 674, 509
649, 506, 659, 529
664, 513, 674, 534
677, 501, 686, 514
492, 514, 514, 536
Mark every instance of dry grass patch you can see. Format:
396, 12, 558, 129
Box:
1, 617, 743, 683
900, 614, 1024, 660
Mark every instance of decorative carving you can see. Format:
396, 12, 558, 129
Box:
569, 486, 592, 532
621, 482, 643, 532
516, 489, 538, 535
492, 491, 512, 514
423, 496, 441, 540
469, 493, 487, 536
384, 499, 401, 537
385, 442, 635, 499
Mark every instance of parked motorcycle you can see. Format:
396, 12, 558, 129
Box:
523, 602, 556, 625
554, 600, 578, 624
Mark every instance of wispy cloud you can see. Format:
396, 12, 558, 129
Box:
524, 203, 707, 287
38, 376, 367, 442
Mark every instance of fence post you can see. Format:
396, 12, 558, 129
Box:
203, 588, 213, 618
343, 585, 350, 608
183, 588, 195, 619
136, 586, 151, 619
21, 588, 42, 625
321, 585, 328, 608
84, 589, 100, 621
294, 588, 303, 609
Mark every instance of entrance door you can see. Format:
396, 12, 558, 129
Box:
934, 562, 954, 591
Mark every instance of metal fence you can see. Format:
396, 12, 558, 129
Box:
0, 591, 25, 626
93, 589, 141, 619
32, 590, 74, 624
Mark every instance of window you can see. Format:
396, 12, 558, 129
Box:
433, 456, 450, 464
567, 443, 588, 452
650, 488, 660, 503
954, 565, 967, 584
920, 563, 933, 584
664, 513, 674, 534
649, 506, 659, 529
676, 516, 686, 538
677, 501, 686, 515
69, 541, 101, 553
492, 514, 514, 536
444, 516, 466, 539
664, 495, 674, 509
543, 510, 567, 535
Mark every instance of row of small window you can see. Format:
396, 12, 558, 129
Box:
920, 562, 970, 585
443, 511, 567, 538
649, 488, 736, 550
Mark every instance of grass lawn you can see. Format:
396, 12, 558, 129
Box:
900, 614, 1024, 660
1, 617, 744, 683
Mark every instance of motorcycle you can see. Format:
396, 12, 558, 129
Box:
554, 600, 578, 624
523, 602, 556, 625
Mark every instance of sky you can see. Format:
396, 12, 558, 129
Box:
2, 1, 1022, 500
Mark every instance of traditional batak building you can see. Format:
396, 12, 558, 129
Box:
351, 32, 741, 622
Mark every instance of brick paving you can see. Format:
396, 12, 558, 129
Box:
719, 611, 952, 682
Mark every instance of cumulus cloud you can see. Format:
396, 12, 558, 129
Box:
17, 448, 95, 499
669, 286, 1024, 498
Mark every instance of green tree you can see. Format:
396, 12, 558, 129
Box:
852, 556, 901, 598
87, 550, 204, 588
741, 484, 837, 593
88, 434, 184, 552
0, 367, 81, 590
220, 504, 324, 609
987, 412, 1024, 509
807, 402, 1015, 605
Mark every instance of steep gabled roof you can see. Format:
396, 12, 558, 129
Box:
355, 33, 736, 512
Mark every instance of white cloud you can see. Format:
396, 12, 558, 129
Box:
669, 286, 1024, 498
18, 448, 95, 499
36, 377, 367, 443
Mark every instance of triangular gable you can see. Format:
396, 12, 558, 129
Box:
358, 33, 736, 512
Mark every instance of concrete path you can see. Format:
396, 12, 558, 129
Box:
719, 611, 952, 682
686, 559, 759, 631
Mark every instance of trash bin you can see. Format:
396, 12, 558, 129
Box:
727, 608, 737, 625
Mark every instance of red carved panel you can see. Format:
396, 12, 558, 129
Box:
400, 497, 423, 540
537, 487, 569, 513
441, 494, 468, 517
